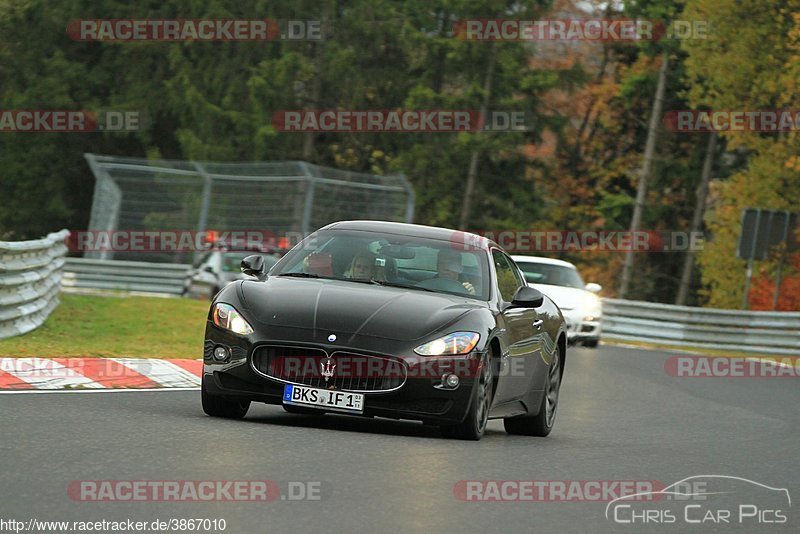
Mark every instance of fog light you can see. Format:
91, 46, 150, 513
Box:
443, 373, 460, 388
213, 346, 229, 362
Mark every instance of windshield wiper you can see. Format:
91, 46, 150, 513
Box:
339, 278, 381, 285
278, 273, 436, 293
277, 272, 320, 278
368, 279, 437, 292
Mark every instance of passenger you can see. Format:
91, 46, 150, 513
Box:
346, 252, 377, 281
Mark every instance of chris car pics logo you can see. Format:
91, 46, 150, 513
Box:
605, 475, 790, 525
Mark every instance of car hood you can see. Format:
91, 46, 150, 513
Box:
531, 283, 591, 311
239, 277, 485, 342
220, 272, 245, 283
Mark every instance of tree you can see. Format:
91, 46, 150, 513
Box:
682, 0, 800, 309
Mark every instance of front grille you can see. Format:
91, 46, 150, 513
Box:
368, 398, 452, 415
251, 346, 406, 392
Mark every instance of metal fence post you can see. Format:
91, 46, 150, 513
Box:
771, 212, 791, 310
193, 161, 213, 264
84, 154, 122, 261
400, 173, 415, 223
740, 209, 761, 310
299, 162, 317, 236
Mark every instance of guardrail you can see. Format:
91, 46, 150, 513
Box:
0, 230, 70, 339
62, 258, 191, 295
602, 298, 800, 355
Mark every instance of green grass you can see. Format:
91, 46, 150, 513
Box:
0, 294, 210, 358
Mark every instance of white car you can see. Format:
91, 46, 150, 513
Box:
185, 248, 281, 300
511, 255, 602, 347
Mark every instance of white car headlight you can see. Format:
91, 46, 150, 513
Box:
583, 293, 602, 314
414, 332, 480, 356
212, 303, 254, 335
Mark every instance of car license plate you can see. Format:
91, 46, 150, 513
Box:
283, 384, 364, 414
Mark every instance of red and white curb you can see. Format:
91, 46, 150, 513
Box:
0, 358, 202, 391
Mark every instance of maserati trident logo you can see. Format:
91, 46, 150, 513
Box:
320, 357, 336, 382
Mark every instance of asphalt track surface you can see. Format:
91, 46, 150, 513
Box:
1, 345, 798, 534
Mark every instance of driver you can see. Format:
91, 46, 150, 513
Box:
435, 249, 476, 295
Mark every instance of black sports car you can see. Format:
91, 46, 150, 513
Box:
201, 221, 567, 440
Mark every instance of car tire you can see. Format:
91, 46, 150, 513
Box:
440, 352, 494, 441
504, 343, 562, 437
283, 405, 324, 415
201, 384, 250, 419
583, 338, 599, 348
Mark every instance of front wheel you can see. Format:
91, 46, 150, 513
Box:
440, 352, 494, 441
201, 383, 250, 419
504, 343, 562, 437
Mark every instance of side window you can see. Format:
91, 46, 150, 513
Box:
492, 250, 523, 302
506, 256, 526, 289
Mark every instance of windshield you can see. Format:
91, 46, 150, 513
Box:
516, 261, 585, 289
271, 230, 490, 300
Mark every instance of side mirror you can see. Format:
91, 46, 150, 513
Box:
511, 286, 545, 308
585, 282, 602, 294
203, 265, 215, 274
241, 255, 266, 279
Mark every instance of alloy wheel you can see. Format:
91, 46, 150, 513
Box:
545, 347, 561, 427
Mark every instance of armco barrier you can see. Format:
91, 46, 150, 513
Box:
61, 258, 191, 295
602, 298, 800, 356
0, 230, 70, 339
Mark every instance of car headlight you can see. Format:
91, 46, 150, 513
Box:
583, 293, 602, 314
212, 303, 254, 335
414, 332, 480, 356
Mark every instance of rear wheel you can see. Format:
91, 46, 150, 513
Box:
201, 383, 250, 419
504, 343, 562, 437
440, 352, 494, 441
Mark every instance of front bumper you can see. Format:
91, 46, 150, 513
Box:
562, 308, 601, 343
202, 322, 480, 424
